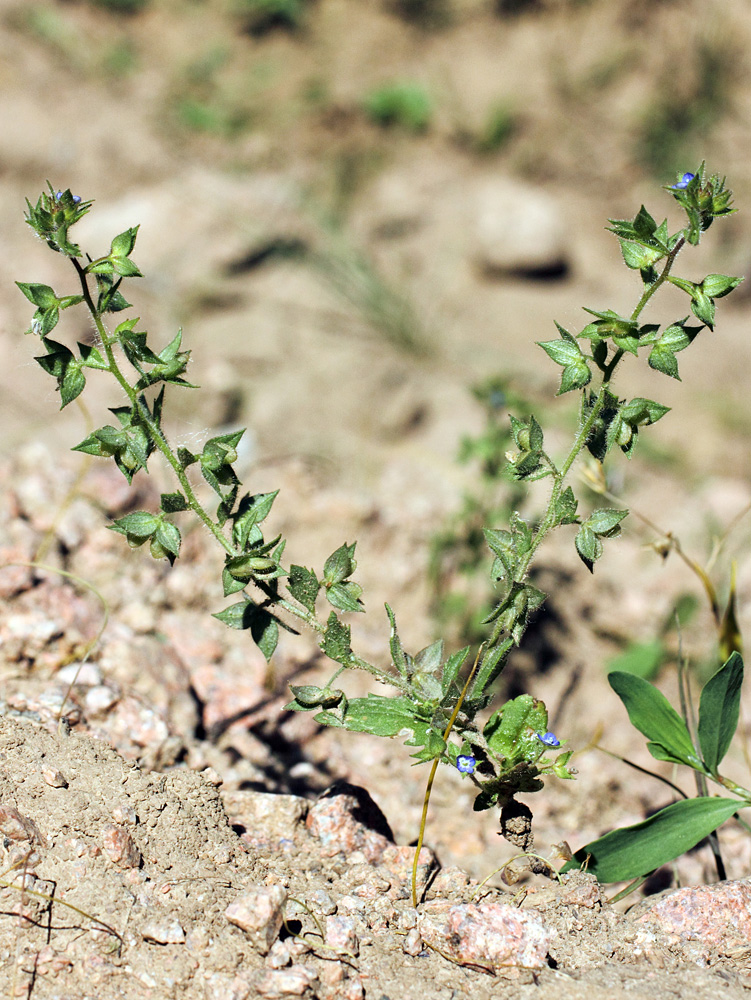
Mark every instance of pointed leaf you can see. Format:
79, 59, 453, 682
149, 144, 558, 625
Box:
561, 797, 740, 882
698, 652, 744, 773
608, 671, 701, 768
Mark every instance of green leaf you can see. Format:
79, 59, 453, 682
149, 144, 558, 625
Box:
323, 542, 357, 587
586, 508, 628, 535
386, 604, 410, 678
160, 491, 189, 513
154, 520, 181, 559
701, 273, 742, 298
16, 282, 58, 308
608, 671, 702, 769
109, 510, 160, 539
618, 240, 663, 271
698, 652, 744, 773
317, 694, 419, 737
213, 599, 279, 660
558, 361, 592, 394
551, 486, 578, 526
232, 491, 279, 549
441, 646, 470, 700
691, 289, 715, 328
633, 204, 657, 239
575, 524, 601, 572
322, 612, 352, 665
326, 580, 364, 613
110, 227, 139, 258
288, 565, 319, 613
483, 694, 548, 764
561, 797, 740, 882
537, 337, 584, 367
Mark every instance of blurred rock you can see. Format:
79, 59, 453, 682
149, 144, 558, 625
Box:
629, 878, 751, 965
254, 964, 319, 998
473, 180, 569, 279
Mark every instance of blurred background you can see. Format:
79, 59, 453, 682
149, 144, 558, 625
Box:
2, 0, 751, 886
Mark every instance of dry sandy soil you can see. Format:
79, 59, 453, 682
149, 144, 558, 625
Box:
2, 0, 751, 996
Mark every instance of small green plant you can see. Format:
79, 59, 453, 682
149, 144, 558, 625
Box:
363, 81, 433, 133
16, 167, 744, 893
476, 102, 517, 154
429, 377, 529, 644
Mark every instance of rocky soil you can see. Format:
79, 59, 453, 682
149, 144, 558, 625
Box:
2, 0, 751, 997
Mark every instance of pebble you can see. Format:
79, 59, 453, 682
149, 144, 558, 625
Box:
305, 782, 394, 863
41, 766, 68, 788
141, 919, 186, 945
101, 823, 141, 869
254, 964, 318, 998
225, 883, 287, 955
325, 914, 359, 956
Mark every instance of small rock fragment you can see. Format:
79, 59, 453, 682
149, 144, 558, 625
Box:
0, 805, 45, 845
101, 823, 141, 869
141, 919, 186, 944
225, 883, 287, 954
254, 965, 318, 998
325, 915, 359, 956
41, 767, 68, 788
403, 928, 423, 956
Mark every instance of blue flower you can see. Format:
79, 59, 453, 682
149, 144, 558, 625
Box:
456, 754, 476, 774
72, 195, 81, 205
536, 731, 560, 748
671, 172, 695, 191
55, 191, 64, 201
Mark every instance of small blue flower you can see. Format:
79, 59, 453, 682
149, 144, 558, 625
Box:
671, 172, 695, 191
456, 754, 476, 774
536, 731, 560, 748
55, 191, 63, 201
72, 195, 81, 205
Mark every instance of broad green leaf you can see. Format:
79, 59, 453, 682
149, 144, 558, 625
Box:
232, 491, 279, 548
586, 508, 628, 535
608, 671, 701, 768
551, 486, 578, 527
16, 282, 58, 308
213, 599, 279, 661
109, 511, 160, 538
484, 694, 548, 763
561, 797, 740, 882
698, 652, 744, 773
326, 580, 364, 613
701, 273, 742, 298
288, 565, 319, 613
160, 491, 189, 513
322, 542, 357, 587
322, 613, 351, 665
414, 640, 444, 676
537, 338, 583, 367
154, 520, 181, 558
441, 646, 470, 700
317, 694, 419, 737
558, 360, 592, 394
575, 524, 601, 572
